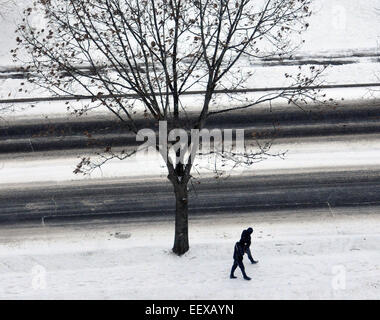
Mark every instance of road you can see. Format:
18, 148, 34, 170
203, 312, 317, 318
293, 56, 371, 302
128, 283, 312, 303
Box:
1, 100, 380, 225
1, 99, 380, 154
0, 168, 379, 225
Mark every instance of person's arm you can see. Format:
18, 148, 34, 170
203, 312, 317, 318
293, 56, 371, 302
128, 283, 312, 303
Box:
235, 243, 244, 259
239, 243, 245, 257
241, 230, 251, 247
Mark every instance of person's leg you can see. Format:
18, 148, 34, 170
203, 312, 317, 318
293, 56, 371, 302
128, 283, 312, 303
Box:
237, 260, 251, 280
230, 260, 238, 278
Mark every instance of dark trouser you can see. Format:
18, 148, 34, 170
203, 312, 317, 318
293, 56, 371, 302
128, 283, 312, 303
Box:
245, 247, 254, 263
230, 259, 247, 277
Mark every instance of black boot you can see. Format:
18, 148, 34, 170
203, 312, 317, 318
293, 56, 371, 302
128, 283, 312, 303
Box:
242, 270, 251, 280
230, 262, 238, 279
251, 260, 258, 264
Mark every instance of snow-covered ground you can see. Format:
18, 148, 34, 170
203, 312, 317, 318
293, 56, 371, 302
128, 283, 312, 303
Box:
1, 0, 380, 116
0, 206, 379, 299
2, 0, 379, 65
1, 133, 380, 187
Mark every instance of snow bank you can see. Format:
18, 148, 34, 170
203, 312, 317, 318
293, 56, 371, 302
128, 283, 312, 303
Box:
0, 207, 378, 299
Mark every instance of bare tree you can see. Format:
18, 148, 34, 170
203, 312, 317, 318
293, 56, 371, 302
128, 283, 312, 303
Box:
15, 0, 325, 255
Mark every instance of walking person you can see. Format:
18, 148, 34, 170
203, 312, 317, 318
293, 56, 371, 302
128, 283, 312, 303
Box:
240, 227, 258, 264
230, 239, 251, 281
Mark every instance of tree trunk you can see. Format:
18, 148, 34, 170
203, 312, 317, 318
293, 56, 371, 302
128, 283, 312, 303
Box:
172, 183, 189, 255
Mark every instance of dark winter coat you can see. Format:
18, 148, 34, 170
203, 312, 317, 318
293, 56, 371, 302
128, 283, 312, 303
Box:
233, 241, 245, 261
240, 229, 252, 248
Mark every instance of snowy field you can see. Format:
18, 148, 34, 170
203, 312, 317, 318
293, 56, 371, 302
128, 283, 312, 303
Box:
1, 0, 380, 115
0, 206, 379, 300
2, 0, 380, 64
